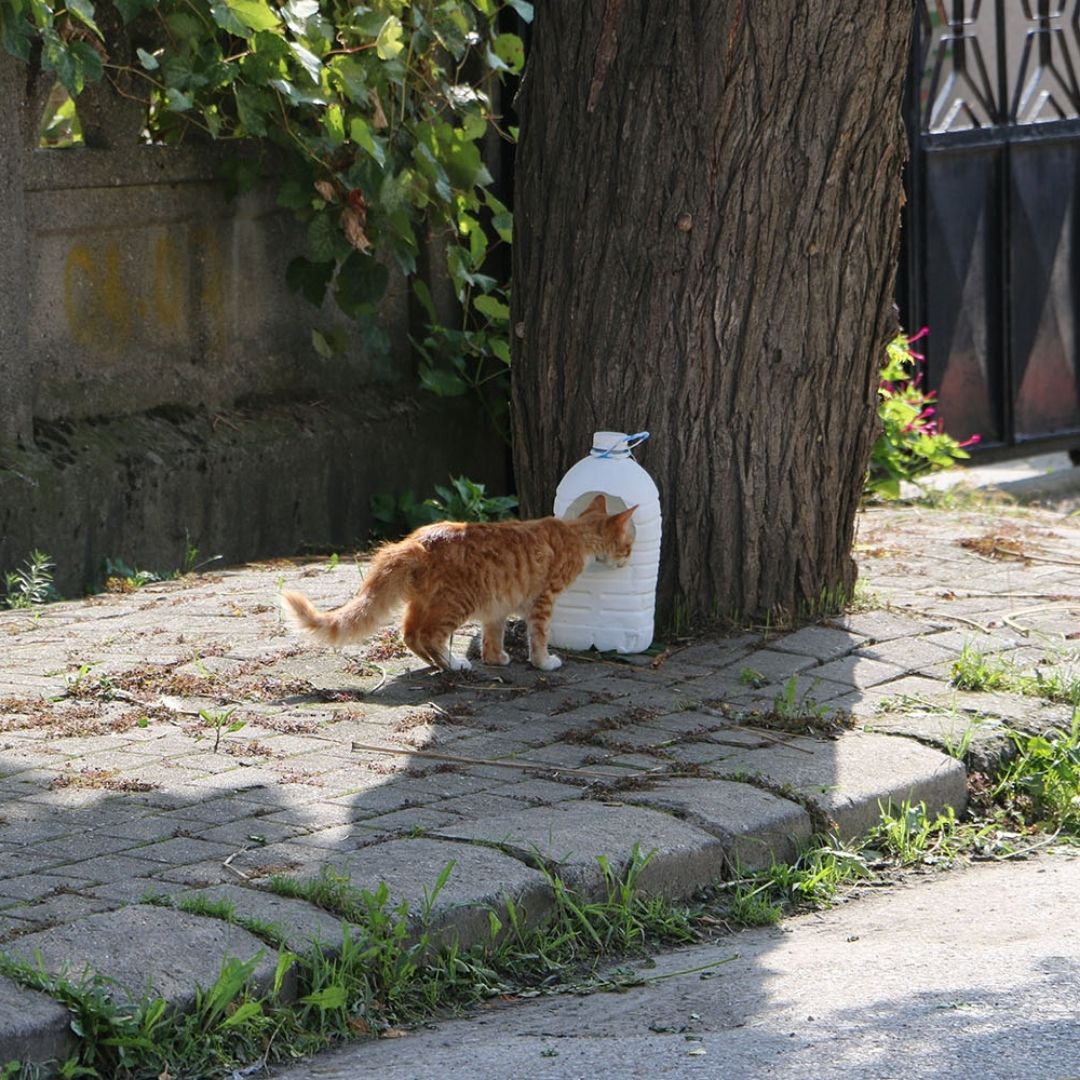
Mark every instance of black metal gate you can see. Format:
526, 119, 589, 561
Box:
900, 1, 1080, 456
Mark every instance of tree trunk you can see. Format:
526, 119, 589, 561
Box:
511, 1, 911, 625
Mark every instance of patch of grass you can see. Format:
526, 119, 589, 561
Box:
993, 713, 1080, 833
950, 644, 1080, 707
865, 800, 968, 866
950, 644, 1014, 693
720, 838, 872, 925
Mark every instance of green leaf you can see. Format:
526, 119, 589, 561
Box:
506, 0, 534, 22
312, 327, 333, 358
276, 177, 311, 210
136, 47, 158, 71
226, 0, 280, 32
289, 40, 321, 83
330, 56, 367, 102
375, 14, 404, 60
301, 985, 348, 1010
220, 1001, 263, 1029
412, 279, 437, 324
233, 82, 273, 136
165, 85, 193, 111
490, 336, 511, 364
474, 295, 509, 322
114, 0, 158, 21
335, 251, 389, 317
286, 256, 334, 307
349, 116, 386, 166
419, 365, 468, 397
69, 39, 103, 85
324, 102, 345, 145
492, 33, 524, 74
443, 134, 491, 191
0, 5, 35, 62
66, 0, 101, 37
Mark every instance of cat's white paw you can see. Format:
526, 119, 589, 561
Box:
448, 656, 472, 672
535, 654, 562, 672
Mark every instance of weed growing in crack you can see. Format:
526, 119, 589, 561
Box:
2, 550, 56, 609
993, 713, 1080, 833
865, 800, 968, 866
199, 706, 246, 753
951, 644, 1080, 707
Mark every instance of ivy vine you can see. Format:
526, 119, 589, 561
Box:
1, 0, 524, 436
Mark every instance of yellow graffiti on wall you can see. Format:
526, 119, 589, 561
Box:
63, 230, 228, 357
64, 242, 132, 350
152, 234, 184, 329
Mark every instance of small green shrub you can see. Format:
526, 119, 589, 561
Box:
3, 550, 57, 609
371, 475, 517, 536
867, 329, 979, 499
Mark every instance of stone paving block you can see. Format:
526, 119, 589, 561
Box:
2, 892, 116, 929
871, 674, 954, 702
625, 778, 813, 870
0, 975, 77, 1069
660, 740, 743, 767
350, 806, 463, 837
176, 882, 350, 954
432, 802, 727, 901
22, 831, 144, 868
813, 655, 909, 690
827, 611, 943, 641
679, 672, 758, 704
123, 835, 240, 867
854, 635, 962, 673
0, 873, 92, 903
196, 818, 309, 848
662, 635, 761, 669
644, 710, 726, 737
263, 836, 554, 952
715, 731, 967, 840
510, 742, 621, 772
768, 625, 867, 662
720, 649, 819, 683
47, 854, 175, 886
4, 906, 293, 1008
561, 674, 649, 699
864, 711, 1012, 775
488, 777, 586, 804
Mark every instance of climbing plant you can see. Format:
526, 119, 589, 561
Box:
1, 0, 522, 432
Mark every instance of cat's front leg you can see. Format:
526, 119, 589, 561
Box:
481, 618, 511, 666
526, 593, 562, 671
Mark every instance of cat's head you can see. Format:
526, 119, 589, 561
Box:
580, 495, 637, 567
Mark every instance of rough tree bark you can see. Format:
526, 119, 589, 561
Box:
511, 1, 912, 624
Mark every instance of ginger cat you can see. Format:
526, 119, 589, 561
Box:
281, 495, 636, 672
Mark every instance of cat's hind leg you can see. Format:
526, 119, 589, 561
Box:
525, 592, 562, 671
403, 602, 471, 672
481, 617, 510, 666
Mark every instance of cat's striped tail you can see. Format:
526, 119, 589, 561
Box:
280, 557, 406, 647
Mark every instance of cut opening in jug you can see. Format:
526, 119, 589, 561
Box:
565, 490, 637, 550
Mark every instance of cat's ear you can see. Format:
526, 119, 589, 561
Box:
582, 494, 608, 516
610, 505, 638, 530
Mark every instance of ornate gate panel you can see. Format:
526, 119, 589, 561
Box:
902, 1, 1080, 454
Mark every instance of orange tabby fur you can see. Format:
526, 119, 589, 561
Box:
281, 495, 636, 672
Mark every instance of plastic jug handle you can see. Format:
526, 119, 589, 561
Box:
592, 431, 650, 457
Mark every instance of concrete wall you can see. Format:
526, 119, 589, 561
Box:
0, 54, 507, 594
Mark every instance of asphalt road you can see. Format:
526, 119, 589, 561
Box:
266, 852, 1080, 1080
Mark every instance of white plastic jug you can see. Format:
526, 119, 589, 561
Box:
550, 431, 662, 654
